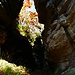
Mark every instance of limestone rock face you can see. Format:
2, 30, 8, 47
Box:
34, 0, 75, 63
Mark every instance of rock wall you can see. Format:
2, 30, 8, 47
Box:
0, 0, 23, 46
34, 0, 75, 62
34, 0, 75, 74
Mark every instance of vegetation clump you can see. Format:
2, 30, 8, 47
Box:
17, 0, 44, 46
0, 59, 30, 75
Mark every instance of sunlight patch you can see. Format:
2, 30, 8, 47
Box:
17, 0, 44, 46
0, 59, 30, 75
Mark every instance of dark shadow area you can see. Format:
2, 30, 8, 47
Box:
0, 0, 45, 70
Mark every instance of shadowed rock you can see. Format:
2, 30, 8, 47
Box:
34, 0, 75, 74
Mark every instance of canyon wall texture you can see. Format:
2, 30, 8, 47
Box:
35, 0, 75, 62
34, 0, 75, 74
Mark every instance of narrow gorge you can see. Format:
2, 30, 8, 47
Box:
0, 0, 75, 75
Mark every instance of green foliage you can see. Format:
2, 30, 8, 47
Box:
0, 59, 30, 75
17, 1, 44, 46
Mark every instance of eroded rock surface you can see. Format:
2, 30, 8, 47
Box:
34, 0, 75, 74
35, 0, 75, 62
